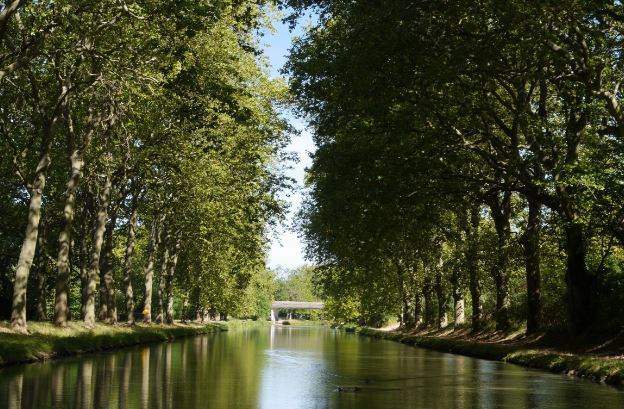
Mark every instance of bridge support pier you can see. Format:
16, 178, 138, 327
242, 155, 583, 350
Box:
270, 308, 279, 322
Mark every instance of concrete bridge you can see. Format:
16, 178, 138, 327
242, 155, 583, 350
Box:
270, 301, 324, 322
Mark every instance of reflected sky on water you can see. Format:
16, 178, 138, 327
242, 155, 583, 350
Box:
0, 325, 623, 408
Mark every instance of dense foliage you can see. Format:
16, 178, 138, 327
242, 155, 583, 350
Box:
0, 0, 289, 332
286, 0, 624, 333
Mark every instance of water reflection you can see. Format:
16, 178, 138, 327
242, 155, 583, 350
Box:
0, 325, 623, 408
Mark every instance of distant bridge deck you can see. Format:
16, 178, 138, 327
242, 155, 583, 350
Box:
271, 301, 324, 310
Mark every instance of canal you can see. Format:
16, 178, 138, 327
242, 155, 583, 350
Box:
0, 325, 623, 408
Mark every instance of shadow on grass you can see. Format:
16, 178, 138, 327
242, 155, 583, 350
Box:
358, 327, 624, 386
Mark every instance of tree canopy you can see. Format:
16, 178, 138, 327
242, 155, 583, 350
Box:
286, 0, 624, 333
0, 0, 290, 331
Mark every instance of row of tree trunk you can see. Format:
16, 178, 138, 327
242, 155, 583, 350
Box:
398, 196, 544, 335
9, 163, 183, 332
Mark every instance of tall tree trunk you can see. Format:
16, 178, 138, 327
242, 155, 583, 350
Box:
165, 238, 180, 324
99, 207, 118, 324
123, 194, 139, 325
489, 192, 512, 332
520, 198, 542, 334
155, 235, 170, 324
84, 175, 112, 328
11, 151, 51, 333
401, 298, 414, 329
558, 105, 590, 333
413, 292, 422, 327
53, 149, 84, 326
466, 206, 481, 331
100, 207, 118, 324
423, 274, 434, 327
395, 263, 412, 329
79, 201, 91, 319
435, 255, 448, 329
450, 262, 465, 326
453, 288, 465, 327
53, 108, 95, 326
32, 219, 48, 321
181, 295, 189, 323
564, 222, 592, 332
143, 216, 162, 323
10, 73, 67, 332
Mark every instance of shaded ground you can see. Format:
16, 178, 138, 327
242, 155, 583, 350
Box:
406, 325, 624, 357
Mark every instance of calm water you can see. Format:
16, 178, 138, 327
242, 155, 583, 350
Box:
0, 325, 623, 408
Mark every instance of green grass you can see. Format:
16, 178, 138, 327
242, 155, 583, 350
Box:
277, 319, 328, 326
505, 350, 624, 384
0, 321, 227, 366
358, 328, 624, 386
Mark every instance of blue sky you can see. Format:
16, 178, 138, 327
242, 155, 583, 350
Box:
261, 12, 316, 270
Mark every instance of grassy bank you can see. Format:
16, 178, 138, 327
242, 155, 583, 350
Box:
0, 321, 227, 367
277, 319, 328, 326
358, 327, 624, 386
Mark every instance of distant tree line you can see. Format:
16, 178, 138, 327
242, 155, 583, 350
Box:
285, 0, 624, 333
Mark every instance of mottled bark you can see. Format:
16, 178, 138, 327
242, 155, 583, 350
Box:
53, 149, 84, 326
181, 295, 189, 323
143, 216, 162, 323
401, 297, 415, 329
395, 263, 412, 329
435, 255, 448, 329
413, 291, 422, 326
31, 219, 48, 321
103, 207, 118, 324
99, 208, 118, 324
489, 192, 512, 331
450, 266, 464, 326
155, 236, 170, 324
8, 60, 67, 333
79, 205, 90, 319
84, 175, 112, 328
520, 199, 542, 334
123, 194, 139, 324
453, 294, 465, 326
54, 109, 94, 326
11, 152, 51, 333
165, 238, 180, 324
466, 206, 481, 331
423, 274, 434, 327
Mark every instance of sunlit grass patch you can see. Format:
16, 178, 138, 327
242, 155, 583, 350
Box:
0, 321, 226, 367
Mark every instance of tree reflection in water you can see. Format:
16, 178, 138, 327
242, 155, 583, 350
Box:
0, 326, 623, 409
